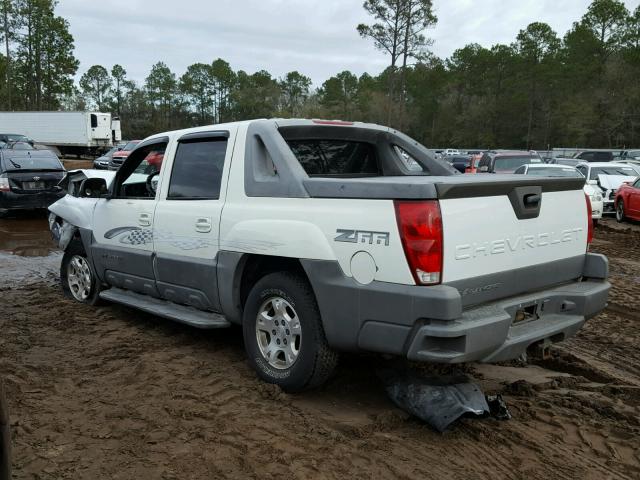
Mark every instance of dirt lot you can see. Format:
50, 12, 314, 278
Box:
1, 215, 639, 479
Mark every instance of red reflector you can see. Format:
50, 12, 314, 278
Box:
311, 119, 354, 126
585, 193, 593, 247
394, 200, 443, 285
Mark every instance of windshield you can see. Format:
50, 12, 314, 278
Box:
494, 155, 540, 171
122, 141, 140, 151
6, 142, 35, 150
1, 153, 64, 171
590, 166, 637, 179
6, 134, 30, 143
527, 167, 582, 177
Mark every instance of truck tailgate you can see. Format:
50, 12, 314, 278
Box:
439, 181, 588, 305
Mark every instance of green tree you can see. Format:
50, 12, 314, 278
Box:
111, 64, 126, 116
279, 71, 311, 116
232, 70, 280, 119
179, 62, 214, 123
211, 58, 235, 123
358, 0, 406, 68
319, 70, 359, 118
12, 0, 78, 110
582, 0, 629, 58
0, 0, 18, 109
145, 61, 176, 130
516, 22, 560, 148
80, 64, 111, 111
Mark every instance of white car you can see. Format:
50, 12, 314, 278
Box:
47, 119, 609, 391
575, 162, 638, 214
444, 148, 460, 156
514, 164, 603, 221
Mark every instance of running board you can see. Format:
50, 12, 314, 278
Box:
99, 288, 231, 329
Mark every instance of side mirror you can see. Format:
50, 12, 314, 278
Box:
80, 177, 108, 198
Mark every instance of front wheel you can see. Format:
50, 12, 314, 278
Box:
60, 240, 102, 305
616, 201, 626, 223
242, 271, 338, 392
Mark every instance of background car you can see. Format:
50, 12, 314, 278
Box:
108, 140, 141, 170
618, 150, 640, 161
0, 141, 65, 216
0, 133, 34, 145
573, 150, 613, 162
514, 163, 603, 222
616, 159, 640, 176
575, 162, 638, 214
614, 177, 640, 223
476, 150, 542, 173
550, 157, 581, 167
444, 154, 471, 173
93, 146, 121, 169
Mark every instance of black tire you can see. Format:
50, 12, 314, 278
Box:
242, 271, 338, 392
592, 219, 599, 227
60, 239, 102, 305
616, 201, 625, 223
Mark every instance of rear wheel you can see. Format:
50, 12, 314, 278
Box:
242, 271, 338, 392
616, 201, 626, 223
60, 240, 102, 305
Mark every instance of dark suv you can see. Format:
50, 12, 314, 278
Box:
477, 150, 542, 173
573, 151, 613, 162
0, 142, 65, 216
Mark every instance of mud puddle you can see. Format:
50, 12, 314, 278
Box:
0, 214, 60, 287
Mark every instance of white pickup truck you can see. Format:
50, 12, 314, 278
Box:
49, 119, 610, 391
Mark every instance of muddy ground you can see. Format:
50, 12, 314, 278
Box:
1, 215, 639, 479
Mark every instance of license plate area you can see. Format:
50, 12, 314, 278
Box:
22, 181, 45, 190
512, 301, 540, 325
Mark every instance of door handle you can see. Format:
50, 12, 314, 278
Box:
138, 212, 152, 227
195, 217, 212, 233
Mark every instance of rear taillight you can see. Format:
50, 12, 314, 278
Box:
585, 193, 593, 248
394, 200, 443, 285
0, 176, 9, 192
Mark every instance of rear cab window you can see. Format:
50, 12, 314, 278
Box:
287, 140, 379, 177
277, 124, 446, 178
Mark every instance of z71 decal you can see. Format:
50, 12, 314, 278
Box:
334, 229, 390, 246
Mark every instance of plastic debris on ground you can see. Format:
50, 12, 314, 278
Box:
380, 369, 511, 432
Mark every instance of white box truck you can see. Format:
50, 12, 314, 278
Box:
0, 111, 122, 157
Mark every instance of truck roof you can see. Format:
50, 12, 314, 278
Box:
143, 118, 395, 143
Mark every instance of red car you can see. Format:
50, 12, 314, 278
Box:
615, 177, 640, 222
108, 140, 141, 170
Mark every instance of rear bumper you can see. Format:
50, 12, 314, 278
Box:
0, 190, 64, 212
404, 279, 608, 363
302, 253, 609, 363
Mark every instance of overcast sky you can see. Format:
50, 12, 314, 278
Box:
57, 0, 640, 85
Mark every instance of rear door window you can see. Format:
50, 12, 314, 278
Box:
287, 140, 380, 177
168, 138, 227, 199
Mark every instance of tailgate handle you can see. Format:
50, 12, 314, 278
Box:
524, 193, 541, 207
